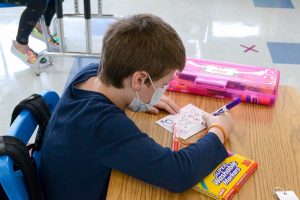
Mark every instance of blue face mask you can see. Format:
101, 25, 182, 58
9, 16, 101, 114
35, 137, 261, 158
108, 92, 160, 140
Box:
127, 76, 168, 112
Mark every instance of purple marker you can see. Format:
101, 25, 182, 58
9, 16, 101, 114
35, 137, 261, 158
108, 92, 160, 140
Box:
212, 98, 241, 116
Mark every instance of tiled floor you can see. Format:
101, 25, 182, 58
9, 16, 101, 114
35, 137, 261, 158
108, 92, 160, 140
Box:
1, 0, 300, 134
253, 0, 294, 8
267, 42, 300, 64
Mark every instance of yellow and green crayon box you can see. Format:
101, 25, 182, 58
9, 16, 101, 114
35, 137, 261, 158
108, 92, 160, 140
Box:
193, 152, 258, 200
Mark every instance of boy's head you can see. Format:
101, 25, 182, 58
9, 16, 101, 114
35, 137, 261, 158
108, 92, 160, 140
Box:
99, 14, 186, 88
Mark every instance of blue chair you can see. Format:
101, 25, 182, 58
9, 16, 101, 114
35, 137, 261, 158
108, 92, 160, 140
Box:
0, 90, 60, 200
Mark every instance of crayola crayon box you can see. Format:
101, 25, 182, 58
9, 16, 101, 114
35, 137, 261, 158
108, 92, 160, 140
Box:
193, 152, 258, 200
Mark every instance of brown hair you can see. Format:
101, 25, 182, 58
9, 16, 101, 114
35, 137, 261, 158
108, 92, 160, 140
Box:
98, 14, 186, 88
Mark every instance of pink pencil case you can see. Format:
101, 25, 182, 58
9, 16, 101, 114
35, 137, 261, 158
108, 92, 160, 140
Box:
168, 58, 280, 106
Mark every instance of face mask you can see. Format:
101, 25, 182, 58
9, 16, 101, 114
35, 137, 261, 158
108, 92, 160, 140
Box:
127, 76, 167, 112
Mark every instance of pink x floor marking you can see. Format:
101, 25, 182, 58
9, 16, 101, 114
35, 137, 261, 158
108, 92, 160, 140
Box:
240, 45, 259, 52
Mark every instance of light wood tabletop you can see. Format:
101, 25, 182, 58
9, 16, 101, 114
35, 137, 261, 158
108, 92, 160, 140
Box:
106, 86, 300, 200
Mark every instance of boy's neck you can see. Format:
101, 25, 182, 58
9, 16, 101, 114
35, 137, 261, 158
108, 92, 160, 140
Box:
75, 76, 131, 110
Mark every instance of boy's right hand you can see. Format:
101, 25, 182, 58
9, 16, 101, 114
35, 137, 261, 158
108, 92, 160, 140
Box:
202, 112, 233, 144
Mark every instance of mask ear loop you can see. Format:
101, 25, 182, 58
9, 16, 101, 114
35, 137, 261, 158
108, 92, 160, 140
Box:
135, 75, 150, 103
135, 92, 142, 103
149, 76, 169, 90
148, 76, 157, 90
135, 75, 157, 104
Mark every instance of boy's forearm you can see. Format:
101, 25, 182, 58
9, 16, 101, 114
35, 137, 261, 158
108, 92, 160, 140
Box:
118, 133, 227, 193
169, 133, 227, 191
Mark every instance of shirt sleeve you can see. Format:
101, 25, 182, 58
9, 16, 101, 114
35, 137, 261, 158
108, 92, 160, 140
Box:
98, 113, 228, 192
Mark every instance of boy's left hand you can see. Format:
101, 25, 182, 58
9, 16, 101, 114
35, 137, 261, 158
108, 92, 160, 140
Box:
148, 95, 180, 115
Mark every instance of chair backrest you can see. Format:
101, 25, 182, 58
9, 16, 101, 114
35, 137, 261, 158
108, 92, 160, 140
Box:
0, 90, 60, 200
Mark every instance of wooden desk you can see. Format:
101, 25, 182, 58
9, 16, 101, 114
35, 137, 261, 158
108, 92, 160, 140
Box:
107, 86, 300, 200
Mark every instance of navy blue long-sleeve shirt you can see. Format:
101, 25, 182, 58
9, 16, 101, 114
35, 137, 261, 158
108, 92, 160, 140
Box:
39, 63, 228, 200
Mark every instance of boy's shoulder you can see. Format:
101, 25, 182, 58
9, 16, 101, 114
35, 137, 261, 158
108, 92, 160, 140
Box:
66, 63, 100, 88
79, 63, 99, 75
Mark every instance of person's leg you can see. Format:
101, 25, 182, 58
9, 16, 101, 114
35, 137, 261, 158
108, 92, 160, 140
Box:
44, 0, 56, 29
34, 0, 55, 35
15, 0, 48, 54
33, 0, 59, 46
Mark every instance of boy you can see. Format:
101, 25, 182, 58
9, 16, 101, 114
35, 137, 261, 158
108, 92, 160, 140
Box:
39, 14, 233, 199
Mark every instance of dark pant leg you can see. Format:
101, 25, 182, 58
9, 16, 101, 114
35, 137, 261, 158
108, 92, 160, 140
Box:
16, 0, 48, 44
43, 0, 56, 26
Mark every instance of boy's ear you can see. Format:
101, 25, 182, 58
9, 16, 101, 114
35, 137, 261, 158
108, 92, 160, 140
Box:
131, 71, 149, 91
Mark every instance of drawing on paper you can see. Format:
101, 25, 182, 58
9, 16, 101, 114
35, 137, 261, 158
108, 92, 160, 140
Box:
156, 104, 207, 139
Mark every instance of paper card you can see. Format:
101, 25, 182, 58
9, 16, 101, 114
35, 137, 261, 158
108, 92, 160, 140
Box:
156, 104, 207, 139
275, 191, 299, 200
